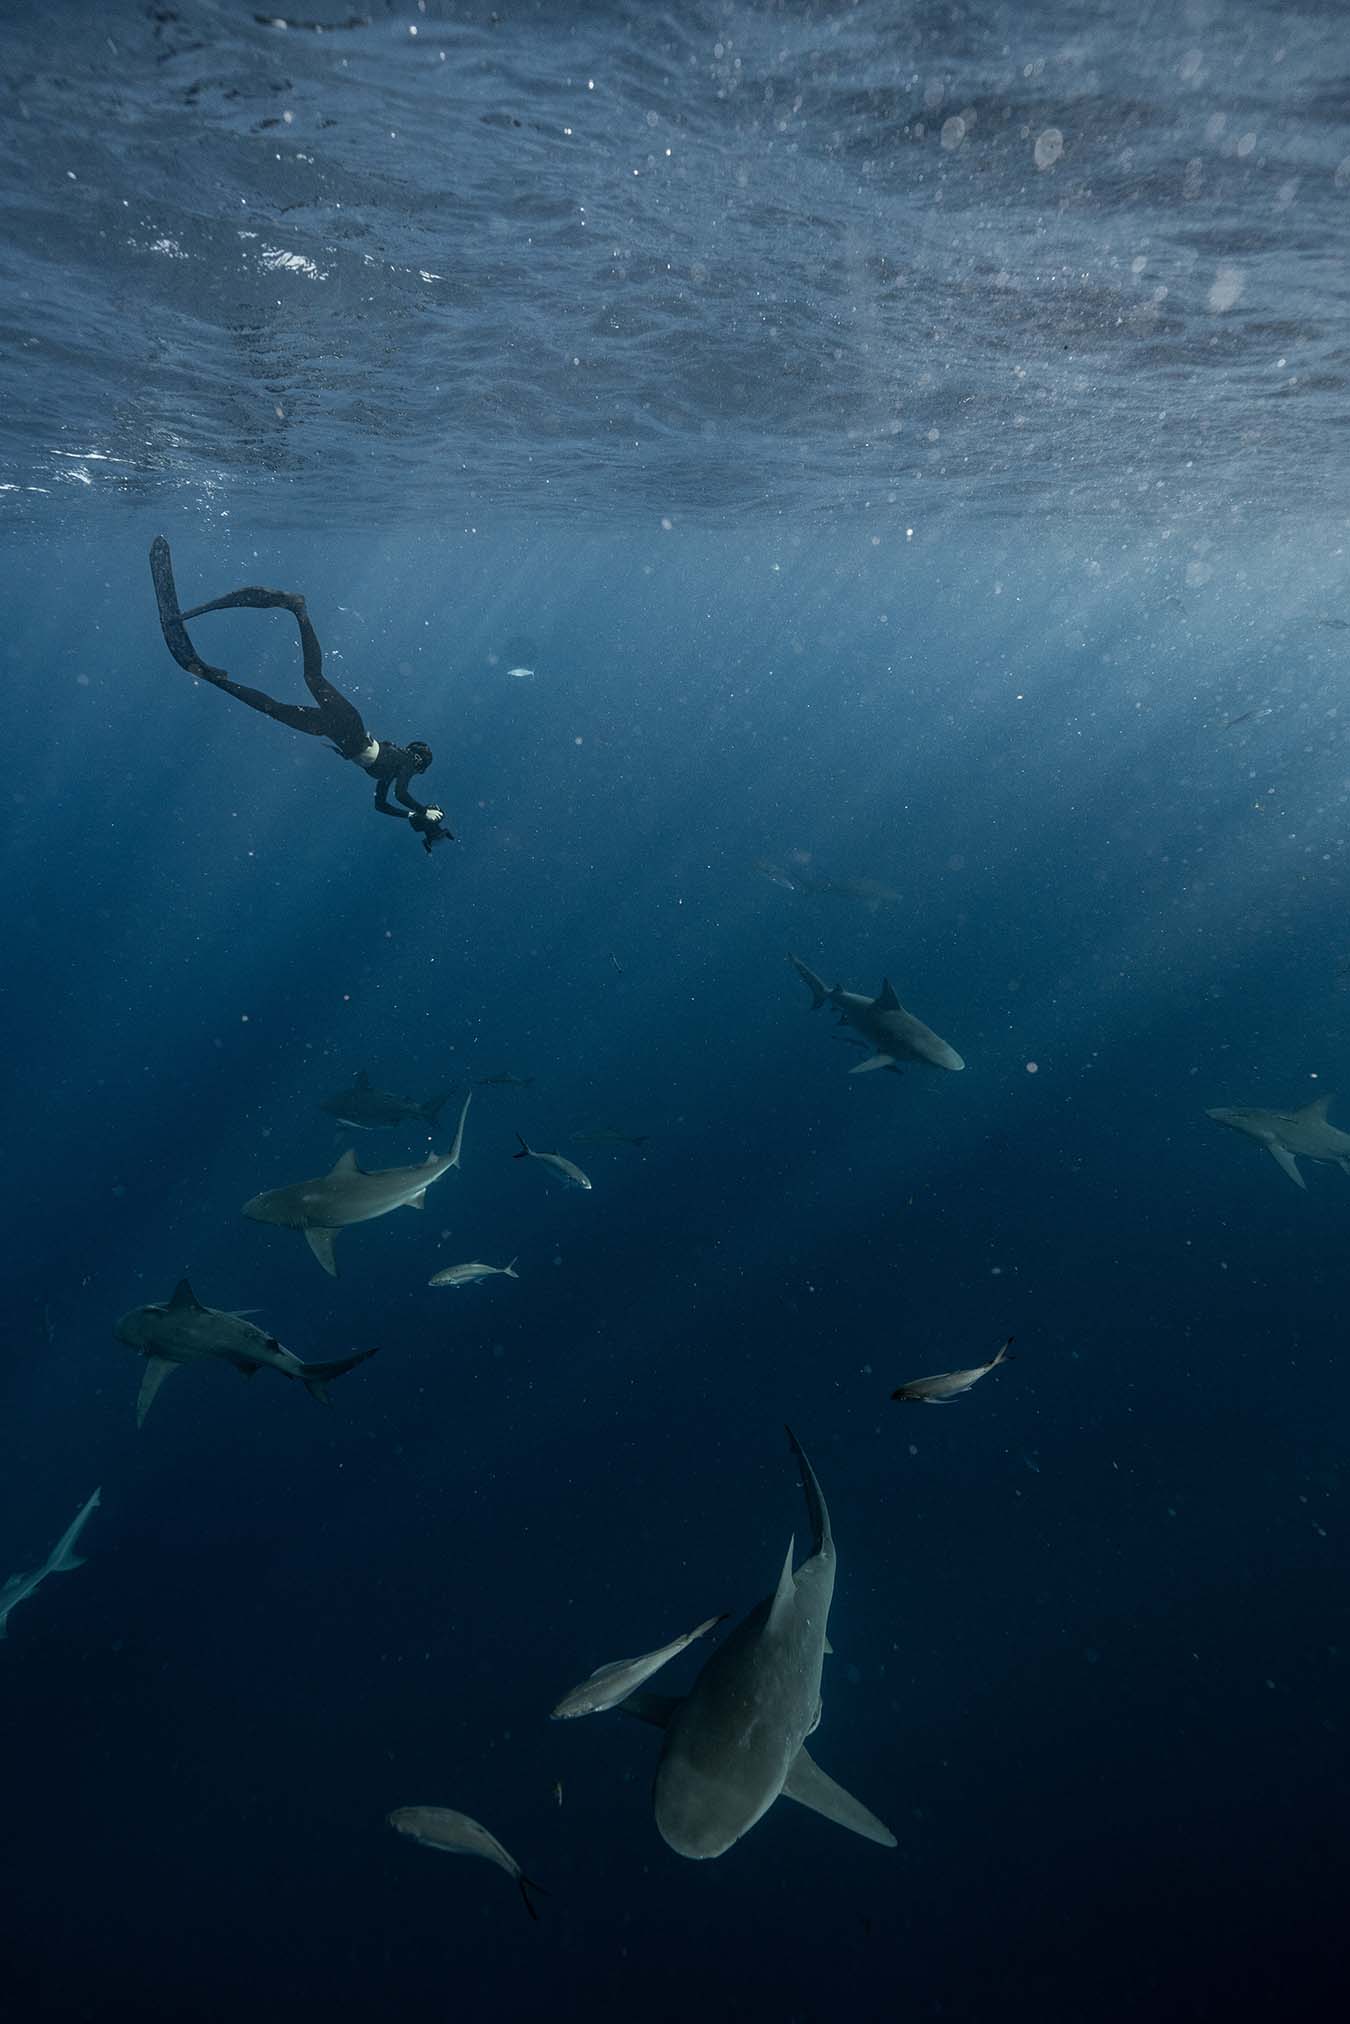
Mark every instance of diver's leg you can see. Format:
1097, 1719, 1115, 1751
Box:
288, 596, 370, 755
180, 567, 369, 754
149, 536, 327, 736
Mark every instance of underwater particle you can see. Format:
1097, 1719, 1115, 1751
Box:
1026, 1060, 1038, 1073
1208, 265, 1243, 313
1034, 127, 1064, 169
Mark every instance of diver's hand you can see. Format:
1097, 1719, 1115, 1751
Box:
409, 806, 454, 852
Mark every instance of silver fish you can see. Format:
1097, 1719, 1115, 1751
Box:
387, 1805, 545, 1920
512, 1136, 592, 1191
891, 1337, 1013, 1404
551, 1614, 728, 1720
428, 1258, 520, 1289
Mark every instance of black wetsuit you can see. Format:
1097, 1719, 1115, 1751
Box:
149, 537, 452, 847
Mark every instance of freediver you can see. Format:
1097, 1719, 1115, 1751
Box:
149, 536, 454, 852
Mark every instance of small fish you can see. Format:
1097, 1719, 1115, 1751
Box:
387, 1806, 546, 1921
506, 666, 535, 679
428, 1257, 520, 1289
477, 1071, 535, 1089
570, 1128, 649, 1148
890, 1337, 1013, 1404
1315, 616, 1350, 630
551, 1613, 729, 1720
513, 1136, 592, 1190
1, 1487, 101, 1640
552, 1781, 564, 1808
609, 952, 624, 974
1217, 708, 1257, 732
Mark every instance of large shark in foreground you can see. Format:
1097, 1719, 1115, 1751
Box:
789, 953, 964, 1074
1206, 1094, 1350, 1190
1, 1487, 101, 1639
620, 1429, 895, 1859
244, 1093, 471, 1275
116, 1281, 378, 1425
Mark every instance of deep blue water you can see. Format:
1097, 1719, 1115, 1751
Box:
3, 5, 1350, 2022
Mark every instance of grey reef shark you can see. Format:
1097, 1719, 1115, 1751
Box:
616, 1428, 896, 1860
245, 1093, 471, 1275
789, 953, 965, 1075
319, 1069, 457, 1130
116, 1280, 378, 1425
1, 1487, 101, 1640
1206, 1092, 1350, 1190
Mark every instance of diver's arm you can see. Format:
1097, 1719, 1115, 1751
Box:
392, 763, 429, 817
373, 779, 412, 820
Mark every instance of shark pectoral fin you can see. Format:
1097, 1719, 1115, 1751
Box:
406, 1190, 427, 1210
618, 1691, 683, 1728
848, 1053, 896, 1075
305, 1228, 340, 1276
1266, 1144, 1306, 1189
782, 1747, 897, 1849
136, 1356, 179, 1428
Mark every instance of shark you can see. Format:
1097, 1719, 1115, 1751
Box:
788, 953, 965, 1074
620, 1428, 896, 1860
319, 1070, 457, 1130
1205, 1094, 1350, 1190
245, 1093, 470, 1274
1, 1486, 101, 1640
115, 1281, 378, 1425
756, 861, 900, 908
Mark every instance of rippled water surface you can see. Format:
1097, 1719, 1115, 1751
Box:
4, 0, 1349, 526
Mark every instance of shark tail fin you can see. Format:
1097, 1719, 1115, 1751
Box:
784, 1425, 833, 1558
991, 1336, 1014, 1366
302, 1346, 379, 1404
513, 1135, 531, 1159
504, 1257, 519, 1277
787, 952, 830, 1010
517, 1873, 548, 1922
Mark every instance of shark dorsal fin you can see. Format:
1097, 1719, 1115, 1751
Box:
874, 978, 902, 1012
1295, 1093, 1333, 1122
331, 1148, 363, 1176
168, 1278, 203, 1312
353, 1070, 370, 1089
766, 1534, 797, 1635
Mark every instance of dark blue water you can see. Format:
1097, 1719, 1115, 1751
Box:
3, 4, 1349, 2021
